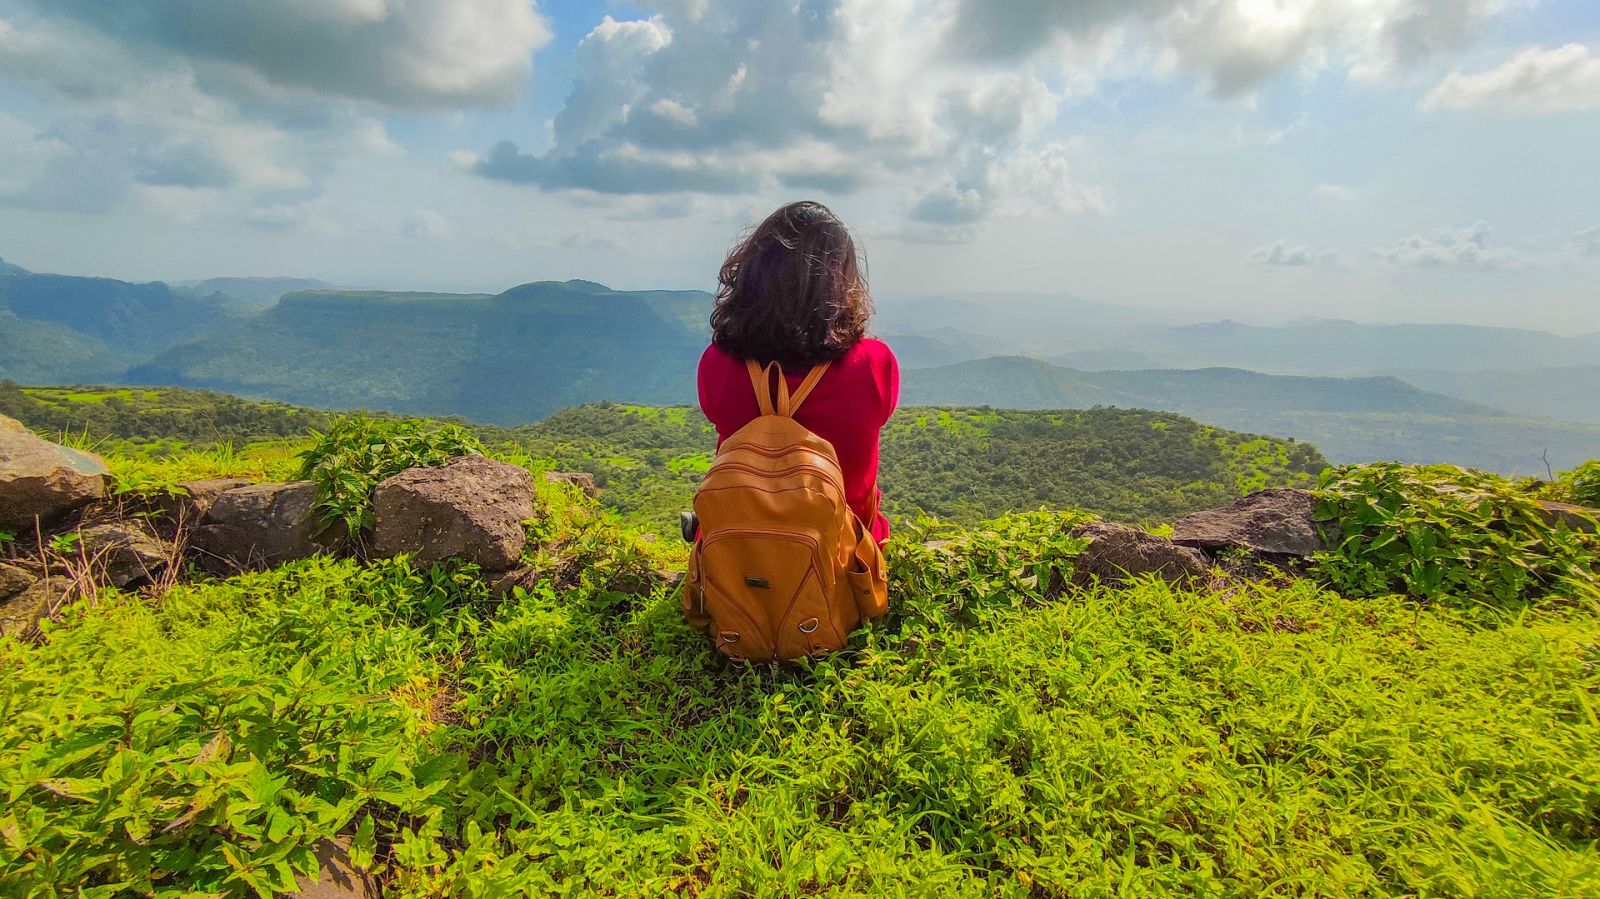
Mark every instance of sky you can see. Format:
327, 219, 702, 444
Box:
0, 0, 1597, 333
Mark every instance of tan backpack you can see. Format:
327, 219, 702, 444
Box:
683, 359, 889, 662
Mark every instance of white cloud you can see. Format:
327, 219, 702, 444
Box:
246, 201, 340, 236
401, 209, 452, 240
1424, 43, 1600, 113
0, 12, 395, 217
464, 0, 1525, 238
1375, 220, 1533, 270
1250, 240, 1342, 267
470, 0, 1104, 232
1572, 226, 1600, 257
11, 0, 552, 108
1314, 183, 1361, 201
949, 0, 1515, 94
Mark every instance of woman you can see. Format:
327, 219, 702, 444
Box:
697, 201, 899, 544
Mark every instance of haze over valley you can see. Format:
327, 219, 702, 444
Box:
3, 254, 1596, 474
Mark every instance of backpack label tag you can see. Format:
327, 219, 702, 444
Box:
745, 575, 771, 590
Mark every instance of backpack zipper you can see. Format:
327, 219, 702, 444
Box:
699, 526, 831, 590
702, 460, 846, 498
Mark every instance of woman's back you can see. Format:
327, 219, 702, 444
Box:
697, 338, 899, 542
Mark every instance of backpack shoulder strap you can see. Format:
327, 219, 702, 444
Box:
747, 359, 791, 416
746, 359, 830, 418
788, 362, 831, 415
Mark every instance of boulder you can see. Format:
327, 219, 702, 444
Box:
1070, 521, 1209, 587
0, 562, 35, 601
190, 481, 338, 572
78, 520, 171, 588
0, 575, 61, 638
0, 414, 108, 534
544, 471, 599, 498
374, 456, 535, 571
1533, 500, 1599, 534
153, 478, 254, 526
1171, 488, 1327, 558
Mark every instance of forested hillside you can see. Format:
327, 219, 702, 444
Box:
0, 385, 1326, 532
509, 403, 1325, 528
0, 261, 245, 381
129, 281, 712, 423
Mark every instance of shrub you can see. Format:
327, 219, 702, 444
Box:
1313, 462, 1599, 606
0, 560, 451, 896
295, 415, 485, 535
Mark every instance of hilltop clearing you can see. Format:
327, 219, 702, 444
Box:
1, 410, 1596, 897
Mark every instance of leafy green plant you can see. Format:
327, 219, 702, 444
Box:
1314, 462, 1599, 606
47, 532, 81, 555
1563, 459, 1600, 507
0, 558, 452, 897
295, 415, 485, 535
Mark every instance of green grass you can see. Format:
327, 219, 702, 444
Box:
4, 486, 1598, 896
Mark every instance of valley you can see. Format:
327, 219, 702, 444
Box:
2, 256, 1596, 476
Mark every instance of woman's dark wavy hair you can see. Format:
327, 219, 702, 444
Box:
710, 201, 872, 368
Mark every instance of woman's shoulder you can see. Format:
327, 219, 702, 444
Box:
841, 337, 897, 369
699, 342, 742, 373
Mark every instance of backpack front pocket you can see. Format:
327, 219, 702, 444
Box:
698, 527, 829, 662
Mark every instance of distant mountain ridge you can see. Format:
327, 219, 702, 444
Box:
3, 254, 1595, 472
178, 276, 336, 307
129, 280, 713, 423
1, 261, 244, 381
902, 356, 1600, 474
1047, 319, 1600, 375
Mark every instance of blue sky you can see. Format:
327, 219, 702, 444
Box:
0, 0, 1597, 332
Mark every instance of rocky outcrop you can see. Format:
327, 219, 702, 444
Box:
0, 562, 35, 603
1533, 500, 1599, 534
1069, 521, 1209, 587
544, 471, 599, 498
190, 481, 339, 572
1172, 488, 1328, 558
0, 414, 108, 534
79, 520, 171, 588
0, 574, 60, 638
151, 477, 254, 527
374, 456, 535, 571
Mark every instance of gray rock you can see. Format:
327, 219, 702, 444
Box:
374, 455, 535, 571
190, 481, 338, 572
1172, 488, 1327, 558
544, 471, 599, 498
78, 520, 171, 587
0, 414, 108, 534
1070, 521, 1209, 587
289, 838, 375, 899
1533, 500, 1599, 535
0, 562, 35, 601
153, 478, 254, 527
0, 575, 61, 638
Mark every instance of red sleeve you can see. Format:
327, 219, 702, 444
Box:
863, 339, 899, 425
882, 345, 900, 425
696, 345, 717, 426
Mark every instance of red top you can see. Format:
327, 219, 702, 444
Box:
698, 338, 900, 543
